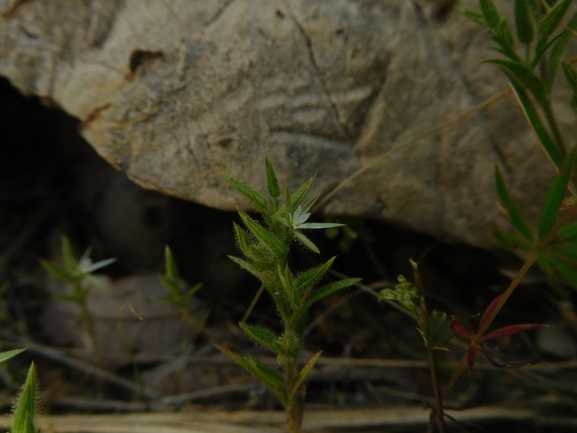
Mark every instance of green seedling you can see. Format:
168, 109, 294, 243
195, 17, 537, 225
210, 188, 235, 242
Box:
159, 245, 203, 334
380, 260, 453, 432
217, 155, 360, 433
41, 236, 116, 354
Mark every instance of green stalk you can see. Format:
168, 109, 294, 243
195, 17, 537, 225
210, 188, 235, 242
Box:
411, 261, 445, 433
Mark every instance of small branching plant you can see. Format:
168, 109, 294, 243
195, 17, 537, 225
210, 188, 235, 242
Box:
159, 246, 204, 336
40, 236, 116, 355
379, 261, 454, 431
216, 156, 360, 433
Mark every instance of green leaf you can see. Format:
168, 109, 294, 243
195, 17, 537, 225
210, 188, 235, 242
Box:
547, 11, 577, 89
164, 246, 178, 281
494, 18, 517, 56
539, 0, 571, 39
40, 260, 75, 283
61, 236, 77, 272
221, 170, 268, 211
550, 244, 577, 261
11, 363, 39, 433
83, 274, 107, 290
488, 44, 522, 62
185, 283, 203, 301
229, 256, 290, 319
298, 222, 346, 230
514, 0, 535, 44
238, 210, 285, 259
509, 82, 564, 166
546, 254, 577, 287
531, 34, 563, 69
83, 257, 116, 274
557, 221, 577, 241
264, 154, 280, 198
240, 323, 282, 353
379, 275, 419, 312
234, 222, 252, 254
537, 253, 555, 274
480, 0, 501, 28
0, 348, 26, 364
294, 230, 320, 254
461, 8, 487, 25
216, 345, 287, 406
291, 175, 317, 210
484, 59, 546, 102
287, 350, 322, 406
571, 95, 577, 113
538, 149, 577, 239
277, 263, 296, 307
426, 311, 455, 351
492, 226, 534, 251
562, 62, 577, 95
295, 257, 335, 298
304, 278, 361, 309
495, 165, 534, 240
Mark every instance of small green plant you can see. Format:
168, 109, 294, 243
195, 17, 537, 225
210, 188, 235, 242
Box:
217, 155, 360, 433
379, 260, 454, 431
41, 236, 116, 354
159, 245, 203, 333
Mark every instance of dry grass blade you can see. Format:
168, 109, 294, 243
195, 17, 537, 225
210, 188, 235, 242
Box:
312, 89, 512, 212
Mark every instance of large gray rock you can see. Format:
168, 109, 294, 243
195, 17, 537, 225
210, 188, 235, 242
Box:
0, 0, 566, 247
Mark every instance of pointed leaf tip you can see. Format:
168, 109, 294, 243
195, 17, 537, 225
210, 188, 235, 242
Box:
483, 323, 549, 340
264, 154, 280, 198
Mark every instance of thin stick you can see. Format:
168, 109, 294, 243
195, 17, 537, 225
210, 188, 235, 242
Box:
1, 338, 162, 399
241, 283, 266, 323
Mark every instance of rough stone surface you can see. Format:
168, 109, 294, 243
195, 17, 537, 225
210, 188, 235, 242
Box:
0, 0, 571, 248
